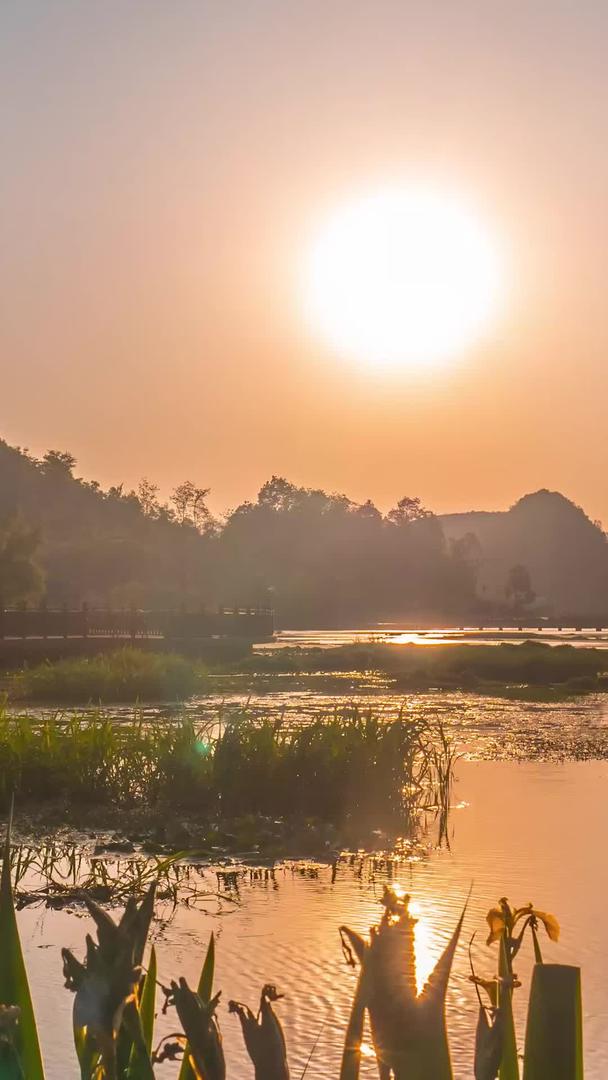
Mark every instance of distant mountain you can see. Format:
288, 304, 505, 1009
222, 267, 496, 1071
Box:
441, 490, 608, 615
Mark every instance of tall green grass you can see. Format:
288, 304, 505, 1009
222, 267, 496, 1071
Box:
17, 648, 202, 703
14, 640, 608, 706
237, 640, 608, 688
0, 706, 452, 830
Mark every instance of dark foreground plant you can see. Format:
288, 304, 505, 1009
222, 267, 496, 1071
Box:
469, 897, 582, 1080
229, 985, 289, 1080
339, 885, 467, 1079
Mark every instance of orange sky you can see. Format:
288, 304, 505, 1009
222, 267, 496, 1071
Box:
2, 2, 608, 521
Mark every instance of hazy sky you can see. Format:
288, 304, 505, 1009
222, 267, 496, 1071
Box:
2, 2, 608, 520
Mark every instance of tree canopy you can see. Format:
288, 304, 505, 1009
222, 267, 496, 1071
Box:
2, 439, 607, 622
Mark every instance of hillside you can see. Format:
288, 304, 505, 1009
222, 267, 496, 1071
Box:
441, 490, 608, 615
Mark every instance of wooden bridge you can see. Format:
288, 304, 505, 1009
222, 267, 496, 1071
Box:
0, 605, 274, 665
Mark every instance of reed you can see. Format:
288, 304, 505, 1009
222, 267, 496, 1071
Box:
17, 647, 202, 703
14, 640, 608, 707
0, 705, 453, 835
234, 640, 608, 692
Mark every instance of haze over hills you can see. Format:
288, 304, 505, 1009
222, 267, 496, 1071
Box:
1, 437, 608, 623
440, 490, 608, 615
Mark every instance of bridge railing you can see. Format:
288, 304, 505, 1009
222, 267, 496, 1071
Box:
0, 606, 274, 641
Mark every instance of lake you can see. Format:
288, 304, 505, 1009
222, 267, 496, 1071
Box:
259, 626, 608, 649
13, 687, 608, 1077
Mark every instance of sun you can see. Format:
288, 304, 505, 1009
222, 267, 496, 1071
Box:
302, 184, 505, 369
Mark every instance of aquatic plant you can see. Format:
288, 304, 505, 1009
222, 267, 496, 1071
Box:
469, 896, 583, 1080
232, 640, 608, 693
229, 985, 289, 1080
336, 888, 584, 1080
0, 706, 453, 836
12, 639, 608, 708
339, 885, 467, 1079
165, 975, 225, 1080
17, 648, 202, 704
523, 964, 583, 1080
8, 839, 224, 910
0, 815, 225, 1078
62, 886, 156, 1078
0, 805, 44, 1078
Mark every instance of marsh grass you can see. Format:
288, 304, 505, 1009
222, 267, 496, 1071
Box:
13, 640, 608, 708
16, 647, 203, 703
236, 640, 608, 692
0, 705, 454, 834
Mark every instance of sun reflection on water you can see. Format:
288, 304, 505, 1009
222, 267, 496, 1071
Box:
407, 899, 439, 993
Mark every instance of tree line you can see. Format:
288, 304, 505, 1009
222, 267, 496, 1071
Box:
0, 440, 483, 625
5, 438, 608, 623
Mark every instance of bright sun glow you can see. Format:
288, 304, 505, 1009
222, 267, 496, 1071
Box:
303, 185, 505, 369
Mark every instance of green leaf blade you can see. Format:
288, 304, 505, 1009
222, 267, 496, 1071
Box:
127, 945, 157, 1079
178, 933, 215, 1080
498, 933, 519, 1080
339, 969, 365, 1080
0, 815, 45, 1080
523, 964, 583, 1080
140, 945, 157, 1053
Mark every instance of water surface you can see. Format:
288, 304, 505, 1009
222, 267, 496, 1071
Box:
262, 626, 608, 648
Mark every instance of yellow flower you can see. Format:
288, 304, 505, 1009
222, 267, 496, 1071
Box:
485, 898, 560, 946
514, 904, 560, 942
485, 898, 514, 945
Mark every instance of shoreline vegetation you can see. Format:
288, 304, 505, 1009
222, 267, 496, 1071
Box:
6, 640, 608, 704
0, 707, 454, 855
11, 648, 200, 703
232, 638, 608, 693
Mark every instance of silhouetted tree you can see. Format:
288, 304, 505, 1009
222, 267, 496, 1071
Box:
386, 495, 432, 526
214, 478, 475, 624
442, 531, 482, 606
41, 449, 77, 476
137, 478, 160, 518
170, 481, 212, 530
442, 490, 608, 615
10, 439, 608, 624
